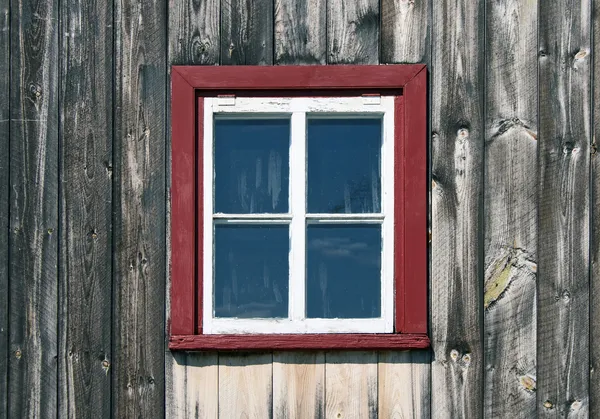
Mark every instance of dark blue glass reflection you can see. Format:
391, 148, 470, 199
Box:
307, 118, 381, 214
214, 225, 289, 318
214, 118, 290, 213
306, 225, 381, 318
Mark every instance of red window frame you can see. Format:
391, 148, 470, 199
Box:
170, 65, 428, 350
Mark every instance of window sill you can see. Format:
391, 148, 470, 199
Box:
169, 333, 430, 351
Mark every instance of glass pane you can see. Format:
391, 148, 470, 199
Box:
307, 118, 381, 214
306, 224, 381, 318
214, 225, 289, 318
214, 118, 290, 213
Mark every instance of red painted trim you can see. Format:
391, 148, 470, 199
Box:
170, 69, 196, 335
394, 95, 406, 333
196, 97, 204, 334
174, 65, 425, 90
402, 68, 428, 333
169, 334, 430, 351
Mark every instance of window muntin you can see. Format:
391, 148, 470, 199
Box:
203, 96, 395, 334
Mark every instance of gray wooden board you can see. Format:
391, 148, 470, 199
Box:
8, 0, 59, 414
0, 0, 9, 414
327, 0, 379, 64
380, 0, 429, 64
169, 0, 219, 65
483, 0, 538, 417
592, 0, 600, 414
430, 0, 484, 417
274, 0, 326, 64
58, 0, 113, 415
537, 0, 591, 417
113, 0, 167, 414
220, 0, 273, 65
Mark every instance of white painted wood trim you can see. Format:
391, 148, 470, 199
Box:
381, 99, 395, 332
203, 98, 215, 332
207, 318, 387, 334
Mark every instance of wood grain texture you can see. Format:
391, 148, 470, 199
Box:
169, 0, 219, 65
220, 0, 273, 65
592, 0, 600, 415
0, 0, 9, 414
166, 352, 218, 419
113, 0, 167, 414
381, 0, 429, 64
325, 352, 378, 419
273, 352, 325, 419
8, 0, 59, 414
430, 0, 484, 416
219, 353, 273, 419
483, 0, 538, 417
378, 350, 431, 418
274, 0, 326, 64
327, 0, 379, 64
58, 0, 113, 415
538, 0, 591, 417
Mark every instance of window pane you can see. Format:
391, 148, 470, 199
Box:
214, 225, 289, 318
214, 118, 290, 213
306, 225, 381, 318
307, 118, 381, 214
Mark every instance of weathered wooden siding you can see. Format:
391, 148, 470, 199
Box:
1, 0, 599, 418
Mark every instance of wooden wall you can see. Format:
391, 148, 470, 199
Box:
0, 0, 597, 417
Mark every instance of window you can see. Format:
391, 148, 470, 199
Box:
170, 65, 428, 350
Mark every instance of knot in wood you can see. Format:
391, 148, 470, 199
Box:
543, 400, 553, 409
461, 353, 471, 366
574, 50, 588, 60
15, 349, 22, 359
450, 349, 459, 361
457, 128, 469, 138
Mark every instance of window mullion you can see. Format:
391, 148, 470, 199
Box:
289, 110, 306, 323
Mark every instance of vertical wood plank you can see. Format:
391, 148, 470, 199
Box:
378, 350, 431, 419
327, 0, 379, 64
592, 0, 600, 414
325, 352, 378, 419
113, 0, 167, 414
169, 0, 219, 65
166, 352, 219, 419
8, 0, 59, 413
380, 0, 429, 64
273, 352, 325, 419
58, 0, 113, 415
220, 0, 273, 65
430, 0, 484, 416
538, 0, 591, 416
274, 0, 326, 64
0, 0, 9, 414
219, 353, 273, 419
483, 0, 538, 417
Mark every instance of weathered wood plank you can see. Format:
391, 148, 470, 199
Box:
220, 0, 273, 65
0, 0, 9, 414
274, 0, 326, 64
58, 0, 113, 415
166, 352, 219, 419
483, 0, 538, 417
430, 0, 484, 416
592, 0, 600, 414
327, 0, 379, 64
169, 0, 219, 65
325, 352, 377, 419
273, 352, 325, 419
378, 350, 431, 418
8, 0, 59, 413
538, 0, 591, 417
113, 0, 167, 414
380, 0, 429, 64
219, 353, 273, 419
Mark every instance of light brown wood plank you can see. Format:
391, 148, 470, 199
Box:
483, 0, 538, 417
325, 351, 377, 419
327, 0, 379, 64
378, 350, 431, 419
273, 352, 325, 419
166, 352, 219, 419
219, 353, 273, 418
381, 0, 429, 64
430, 0, 484, 416
538, 0, 591, 416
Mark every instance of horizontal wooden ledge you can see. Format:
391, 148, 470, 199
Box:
169, 333, 430, 351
